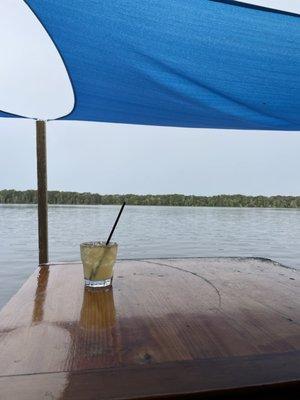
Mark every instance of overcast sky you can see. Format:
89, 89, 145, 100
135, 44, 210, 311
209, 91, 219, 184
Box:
0, 118, 299, 196
0, 0, 299, 196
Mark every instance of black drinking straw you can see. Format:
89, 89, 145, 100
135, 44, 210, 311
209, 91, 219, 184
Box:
106, 202, 126, 245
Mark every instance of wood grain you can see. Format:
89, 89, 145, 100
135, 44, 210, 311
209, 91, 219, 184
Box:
0, 257, 299, 399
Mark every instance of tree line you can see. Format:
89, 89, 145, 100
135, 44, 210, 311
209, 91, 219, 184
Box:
0, 189, 299, 208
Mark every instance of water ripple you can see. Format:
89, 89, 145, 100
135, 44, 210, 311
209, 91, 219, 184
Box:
0, 204, 299, 308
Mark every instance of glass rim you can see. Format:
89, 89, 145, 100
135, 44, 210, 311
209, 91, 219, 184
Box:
80, 241, 117, 248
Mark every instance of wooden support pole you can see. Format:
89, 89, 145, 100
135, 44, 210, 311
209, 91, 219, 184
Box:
36, 120, 48, 265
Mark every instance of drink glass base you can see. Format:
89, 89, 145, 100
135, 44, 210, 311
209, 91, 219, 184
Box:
84, 278, 112, 288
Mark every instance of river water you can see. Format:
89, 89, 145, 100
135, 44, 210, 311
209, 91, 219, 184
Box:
0, 204, 299, 309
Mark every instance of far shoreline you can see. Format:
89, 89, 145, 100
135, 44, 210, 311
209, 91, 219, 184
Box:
0, 189, 299, 208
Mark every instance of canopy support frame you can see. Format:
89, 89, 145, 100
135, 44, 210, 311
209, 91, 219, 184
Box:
36, 120, 48, 265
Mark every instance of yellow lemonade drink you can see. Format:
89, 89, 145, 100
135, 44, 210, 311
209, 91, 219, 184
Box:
80, 241, 118, 288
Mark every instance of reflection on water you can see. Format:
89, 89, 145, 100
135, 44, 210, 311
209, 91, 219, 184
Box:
1, 204, 300, 308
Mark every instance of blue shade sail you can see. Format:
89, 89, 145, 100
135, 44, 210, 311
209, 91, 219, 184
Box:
1, 0, 300, 130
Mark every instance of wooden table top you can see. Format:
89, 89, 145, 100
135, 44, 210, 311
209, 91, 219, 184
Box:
0, 257, 299, 399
